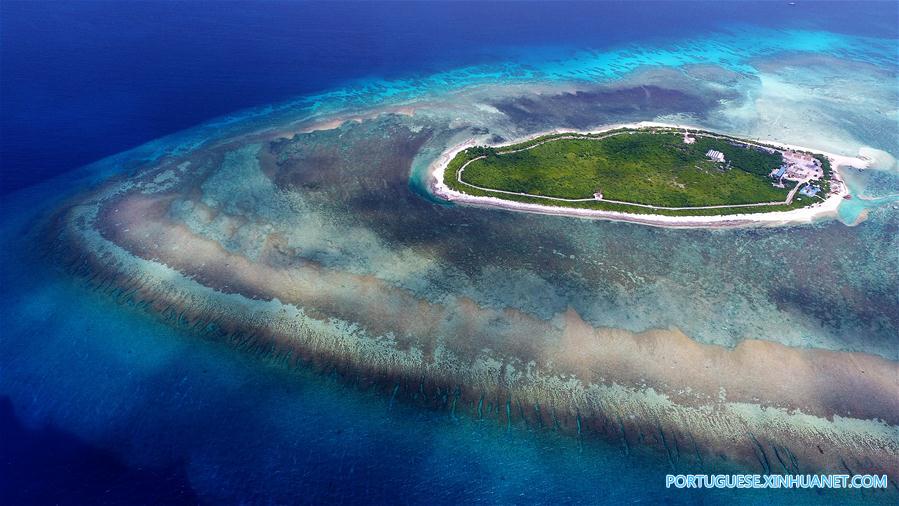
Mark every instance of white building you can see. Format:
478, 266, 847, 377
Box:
706, 149, 725, 163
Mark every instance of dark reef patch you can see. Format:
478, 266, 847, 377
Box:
267, 116, 433, 197
489, 85, 719, 130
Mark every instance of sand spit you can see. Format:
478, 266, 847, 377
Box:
264, 105, 419, 141
430, 121, 868, 228
43, 142, 899, 485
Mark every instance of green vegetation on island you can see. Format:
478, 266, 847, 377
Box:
443, 129, 808, 215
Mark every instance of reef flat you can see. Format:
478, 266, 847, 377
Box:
42, 65, 899, 487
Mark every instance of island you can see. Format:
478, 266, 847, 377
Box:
431, 122, 860, 227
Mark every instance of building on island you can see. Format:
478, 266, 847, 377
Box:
705, 149, 725, 163
799, 185, 821, 197
683, 131, 695, 144
769, 151, 824, 184
781, 151, 823, 181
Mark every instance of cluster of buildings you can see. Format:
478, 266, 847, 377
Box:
799, 185, 821, 197
769, 150, 827, 198
770, 150, 824, 183
679, 130, 832, 200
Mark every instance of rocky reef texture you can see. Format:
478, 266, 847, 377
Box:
45, 73, 899, 484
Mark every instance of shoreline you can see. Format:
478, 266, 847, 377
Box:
429, 121, 868, 228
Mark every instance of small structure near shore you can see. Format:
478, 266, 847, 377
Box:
799, 185, 821, 197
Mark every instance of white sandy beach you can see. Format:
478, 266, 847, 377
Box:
429, 121, 869, 229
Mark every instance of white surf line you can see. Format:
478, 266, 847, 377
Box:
454, 131, 812, 211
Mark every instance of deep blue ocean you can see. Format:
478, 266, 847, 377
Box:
2, 2, 898, 504
2, 1, 897, 194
